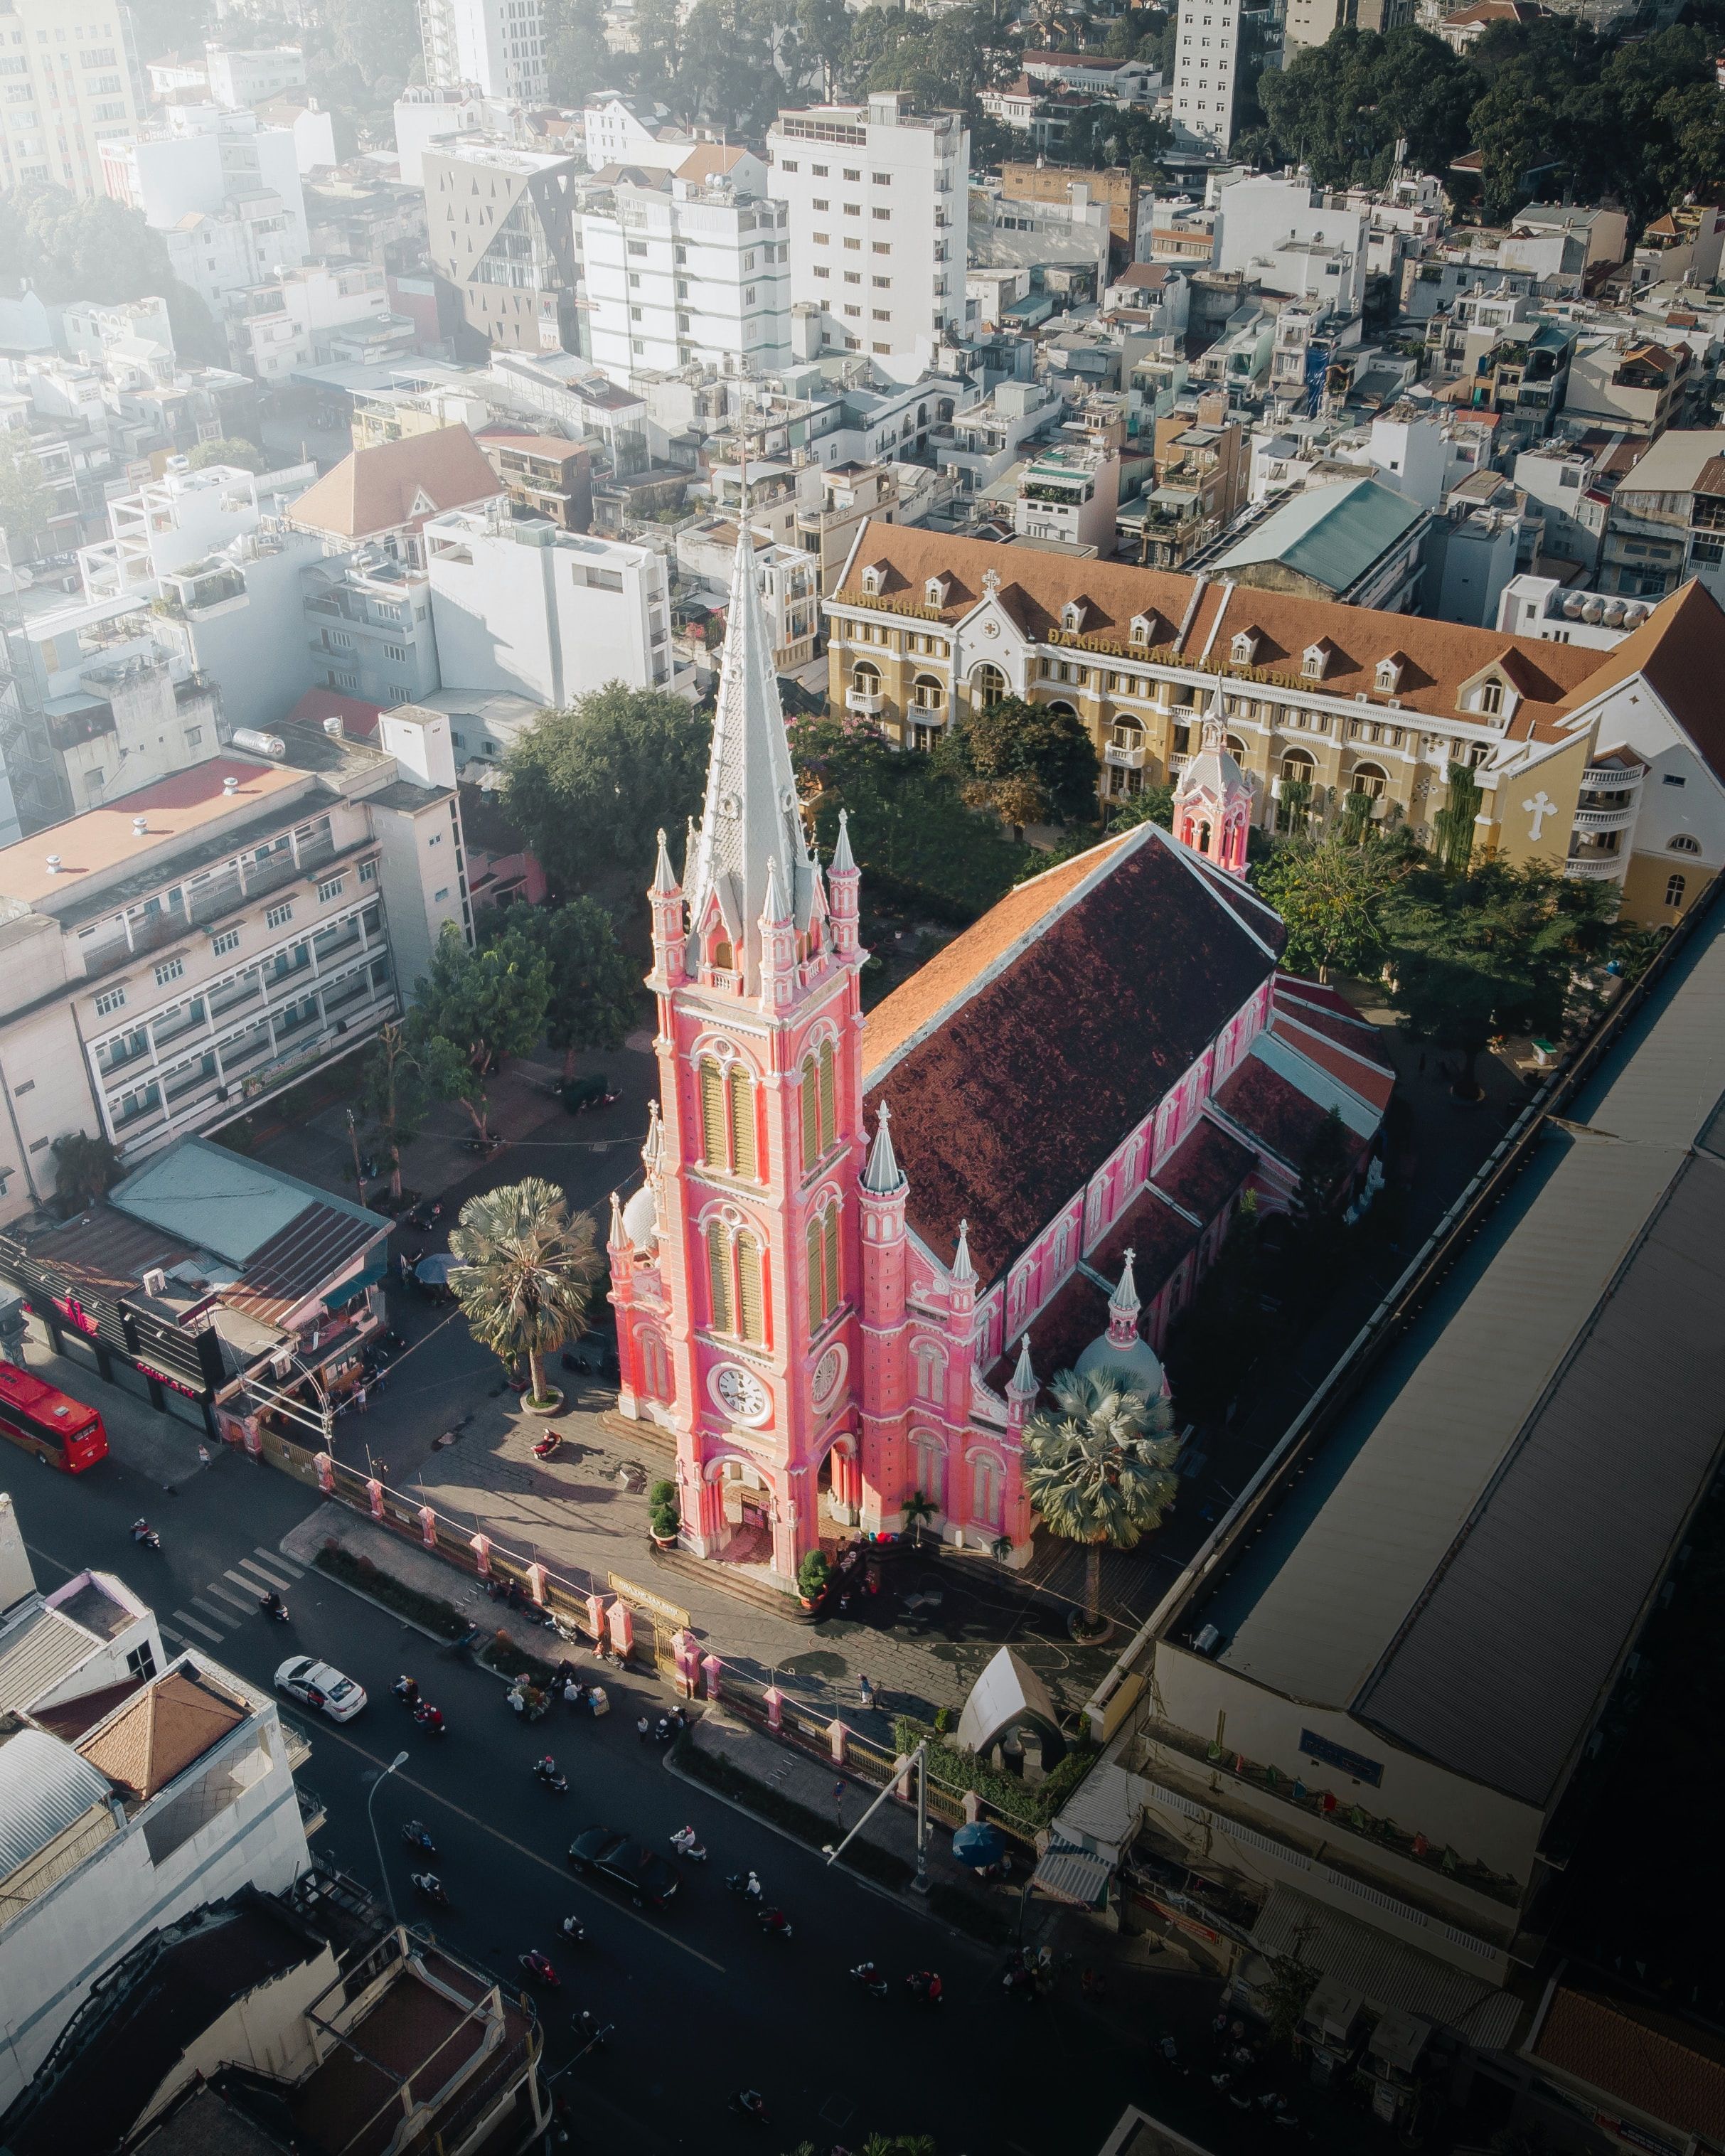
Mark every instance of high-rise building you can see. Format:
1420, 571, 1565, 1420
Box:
767, 92, 968, 361
0, 0, 144, 200
1170, 0, 1241, 151
580, 149, 793, 386
417, 0, 546, 105
423, 137, 580, 355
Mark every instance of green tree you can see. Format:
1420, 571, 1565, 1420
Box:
405, 921, 551, 1138
1055, 104, 1170, 178
631, 0, 682, 105
0, 181, 223, 363
1256, 27, 1476, 188
674, 0, 779, 129
797, 0, 853, 97
1431, 761, 1483, 875
355, 1020, 432, 1200
187, 436, 267, 474
936, 694, 1100, 833
50, 1131, 123, 1215
0, 439, 53, 558
1262, 1932, 1319, 2051
448, 1178, 602, 1405
792, 716, 1030, 919
504, 897, 641, 1077
545, 0, 615, 102
1106, 782, 1175, 833
1294, 1107, 1355, 1234
502, 684, 712, 899
1382, 858, 1616, 1096
1022, 1366, 1181, 1633
1253, 830, 1411, 982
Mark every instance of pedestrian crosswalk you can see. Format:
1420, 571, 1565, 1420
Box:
161, 1546, 305, 1655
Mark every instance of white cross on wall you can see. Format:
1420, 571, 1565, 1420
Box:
1522, 791, 1556, 841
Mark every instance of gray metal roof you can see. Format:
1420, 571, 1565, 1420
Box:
0, 1611, 99, 1715
1249, 1884, 1524, 2051
0, 1727, 112, 1881
1356, 1149, 1725, 1804
1207, 904, 1725, 1791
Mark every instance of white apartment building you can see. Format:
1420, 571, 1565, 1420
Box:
426, 507, 673, 706
767, 93, 969, 362
1170, 0, 1241, 151
1214, 172, 1369, 306
78, 457, 318, 609
100, 107, 309, 303
225, 261, 412, 383
418, 0, 546, 104
302, 548, 442, 709
580, 95, 695, 175
204, 41, 306, 108
392, 82, 487, 186
581, 161, 792, 386
0, 0, 142, 200
1013, 439, 1122, 551
0, 1500, 314, 2109
0, 711, 468, 1197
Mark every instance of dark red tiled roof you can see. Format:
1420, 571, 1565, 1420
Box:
1094, 1181, 1206, 1289
1532, 1984, 1725, 2138
1151, 1116, 1257, 1223
865, 828, 1282, 1284
1214, 1049, 1367, 1171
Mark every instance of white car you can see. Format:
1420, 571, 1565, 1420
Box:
276, 1655, 368, 1722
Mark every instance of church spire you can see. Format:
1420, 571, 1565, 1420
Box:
861, 1100, 905, 1195
951, 1217, 975, 1284
652, 826, 678, 895
1106, 1247, 1141, 1348
683, 524, 814, 993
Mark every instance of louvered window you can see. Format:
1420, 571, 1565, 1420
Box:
707, 1221, 733, 1332
807, 1215, 826, 1330
800, 1056, 819, 1173
698, 1060, 725, 1168
727, 1067, 756, 1178
823, 1207, 840, 1317
736, 1232, 764, 1344
818, 1037, 836, 1152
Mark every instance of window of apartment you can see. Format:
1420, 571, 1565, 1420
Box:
872, 207, 890, 221
811, 163, 828, 175
843, 304, 861, 318
434, 886, 450, 903
183, 726, 203, 749
872, 171, 890, 186
813, 265, 830, 279
843, 166, 860, 180
266, 902, 294, 929
812, 197, 828, 210
1667, 872, 1687, 908
628, 272, 641, 288
842, 270, 860, 284
872, 242, 890, 255
1664, 772, 1687, 786
872, 308, 891, 322
154, 957, 184, 987
95, 986, 127, 1017
872, 275, 890, 289
843, 237, 860, 250
212, 928, 240, 957
317, 875, 346, 902
627, 240, 647, 255
125, 1642, 156, 1681
359, 860, 378, 885
779, 158, 798, 171
383, 642, 407, 661
813, 230, 829, 246
872, 341, 891, 355
843, 202, 860, 216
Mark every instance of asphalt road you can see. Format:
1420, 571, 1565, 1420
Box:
4, 1438, 1169, 2156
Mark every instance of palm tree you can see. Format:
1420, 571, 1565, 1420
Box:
1022, 1366, 1181, 1635
447, 1178, 602, 1408
902, 1489, 938, 1548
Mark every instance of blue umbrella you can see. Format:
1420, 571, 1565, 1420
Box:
951, 1822, 1006, 1869
415, 1252, 459, 1286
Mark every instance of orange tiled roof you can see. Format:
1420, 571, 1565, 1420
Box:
78, 1668, 248, 1800
286, 424, 503, 541
1556, 578, 1725, 784
1532, 1985, 1725, 2138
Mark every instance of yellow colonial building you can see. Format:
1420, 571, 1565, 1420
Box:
823, 525, 1725, 927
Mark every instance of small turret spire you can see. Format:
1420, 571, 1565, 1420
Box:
652, 826, 678, 894
761, 853, 792, 926
951, 1217, 975, 1284
1202, 671, 1227, 753
641, 1099, 663, 1176
831, 806, 857, 877
1008, 1333, 1037, 1399
1106, 1247, 1141, 1347
607, 1189, 627, 1251
861, 1100, 904, 1195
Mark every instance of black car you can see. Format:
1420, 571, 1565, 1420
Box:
567, 1827, 678, 1909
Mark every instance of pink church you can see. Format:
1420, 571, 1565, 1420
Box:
609, 535, 1393, 1589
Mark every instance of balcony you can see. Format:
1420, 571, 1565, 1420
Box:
1571, 804, 1636, 834
1583, 764, 1641, 791
1565, 855, 1625, 881
846, 687, 884, 716
1105, 740, 1147, 770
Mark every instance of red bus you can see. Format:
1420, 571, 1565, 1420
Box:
0, 1362, 110, 1473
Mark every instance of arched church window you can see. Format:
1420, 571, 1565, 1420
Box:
806, 1202, 843, 1329
971, 1452, 1003, 1529
818, 1037, 836, 1153
824, 1205, 840, 1318
912, 1340, 946, 1401
735, 1230, 764, 1344
707, 1219, 733, 1332
727, 1064, 756, 1178
1667, 872, 1687, 908
1350, 762, 1387, 800
912, 1431, 946, 1512
970, 663, 1008, 710
713, 939, 735, 973
800, 1054, 820, 1174
698, 1059, 725, 1169
635, 1326, 670, 1399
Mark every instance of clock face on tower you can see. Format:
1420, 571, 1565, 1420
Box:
710, 1363, 772, 1426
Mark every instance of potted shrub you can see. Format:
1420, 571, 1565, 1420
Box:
796, 1549, 833, 1609
648, 1479, 680, 1548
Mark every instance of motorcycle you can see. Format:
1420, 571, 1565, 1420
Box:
533, 1759, 570, 1795
728, 2091, 770, 2127
669, 1827, 707, 1862
532, 1431, 562, 1461
757, 1907, 793, 1940
560, 1915, 587, 1943
849, 1962, 889, 2000
129, 1520, 161, 1550
518, 1950, 561, 1989
725, 1872, 762, 1901
259, 1594, 290, 1624
571, 2010, 611, 2050
904, 1970, 944, 2007
392, 1675, 420, 1708
411, 1872, 449, 1906
413, 1701, 446, 1736
407, 1200, 443, 1231
400, 1820, 437, 1855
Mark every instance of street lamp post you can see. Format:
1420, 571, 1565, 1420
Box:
368, 1751, 410, 1925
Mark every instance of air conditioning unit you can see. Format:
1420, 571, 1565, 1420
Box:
1193, 1623, 1222, 1656
141, 1269, 167, 1297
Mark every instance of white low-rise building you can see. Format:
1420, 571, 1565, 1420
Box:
99, 107, 309, 294
77, 459, 319, 608
0, 1496, 314, 2111
426, 506, 674, 705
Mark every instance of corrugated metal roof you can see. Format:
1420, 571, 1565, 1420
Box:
0, 1727, 112, 1881
1213, 476, 1425, 592
1248, 1884, 1524, 2051
110, 1137, 384, 1267
1208, 903, 1725, 1749
221, 1201, 384, 1326
0, 1611, 99, 1715
1032, 1842, 1113, 1909
1357, 1152, 1725, 1804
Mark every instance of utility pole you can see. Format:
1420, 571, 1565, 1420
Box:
823, 1737, 931, 1894
346, 1108, 365, 1200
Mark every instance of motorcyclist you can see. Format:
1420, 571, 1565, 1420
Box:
393, 1674, 419, 1706
671, 1825, 701, 1855
743, 1869, 762, 1900
130, 1517, 154, 1542
535, 1755, 560, 1779
264, 1587, 283, 1611
414, 1701, 444, 1731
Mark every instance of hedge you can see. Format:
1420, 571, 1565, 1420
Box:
892, 1714, 1098, 1827
315, 1542, 469, 1639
